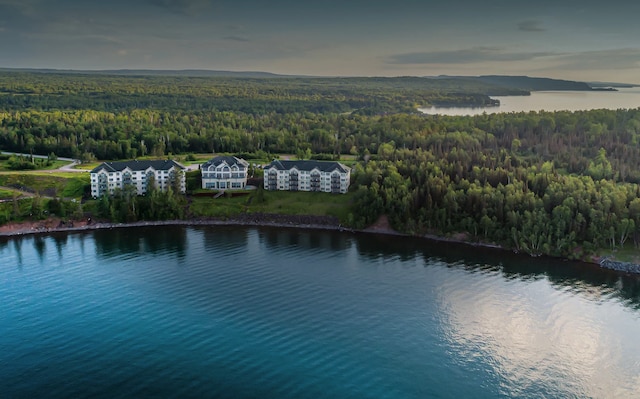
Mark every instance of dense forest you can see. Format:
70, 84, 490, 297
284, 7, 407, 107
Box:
2, 107, 640, 182
349, 145, 640, 258
1, 70, 640, 258
0, 71, 524, 114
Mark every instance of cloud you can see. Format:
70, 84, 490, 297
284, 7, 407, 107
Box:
147, 0, 211, 14
387, 47, 559, 65
222, 35, 249, 42
518, 20, 545, 32
0, 0, 36, 7
548, 48, 640, 70
0, 0, 43, 19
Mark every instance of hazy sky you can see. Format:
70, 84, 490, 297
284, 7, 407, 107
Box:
1, 0, 639, 82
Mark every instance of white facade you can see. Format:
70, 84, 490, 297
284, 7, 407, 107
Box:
90, 160, 186, 197
263, 160, 350, 194
201, 156, 249, 190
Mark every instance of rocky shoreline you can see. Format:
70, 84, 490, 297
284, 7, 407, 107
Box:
599, 258, 640, 274
0, 214, 348, 238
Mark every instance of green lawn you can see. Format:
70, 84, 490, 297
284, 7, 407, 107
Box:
251, 191, 353, 220
189, 190, 354, 222
189, 195, 250, 218
0, 172, 90, 199
0, 188, 20, 199
73, 162, 100, 171
599, 244, 640, 264
0, 158, 69, 171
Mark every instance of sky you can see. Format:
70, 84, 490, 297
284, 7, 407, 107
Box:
0, 0, 639, 82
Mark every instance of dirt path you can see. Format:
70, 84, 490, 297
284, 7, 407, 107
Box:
56, 160, 86, 172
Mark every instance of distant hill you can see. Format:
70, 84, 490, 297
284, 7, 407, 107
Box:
0, 68, 303, 78
4, 69, 632, 91
476, 75, 594, 91
429, 75, 600, 92
588, 81, 639, 88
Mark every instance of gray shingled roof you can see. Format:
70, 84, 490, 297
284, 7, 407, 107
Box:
265, 160, 349, 173
202, 156, 249, 169
90, 159, 185, 173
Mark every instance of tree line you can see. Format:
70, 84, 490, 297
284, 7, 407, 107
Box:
349, 144, 640, 258
2, 108, 640, 182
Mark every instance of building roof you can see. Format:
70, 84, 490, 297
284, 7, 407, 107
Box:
265, 160, 350, 173
90, 159, 185, 173
202, 156, 249, 169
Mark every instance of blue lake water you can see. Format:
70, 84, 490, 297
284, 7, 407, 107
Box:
1, 226, 640, 398
419, 88, 640, 116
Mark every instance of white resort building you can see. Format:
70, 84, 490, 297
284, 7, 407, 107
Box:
201, 156, 249, 190
263, 160, 351, 194
90, 160, 186, 197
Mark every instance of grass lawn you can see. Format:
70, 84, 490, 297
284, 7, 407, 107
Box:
73, 162, 101, 171
189, 195, 250, 218
0, 172, 90, 199
0, 158, 69, 171
251, 191, 353, 220
189, 190, 354, 222
0, 188, 20, 199
599, 244, 640, 264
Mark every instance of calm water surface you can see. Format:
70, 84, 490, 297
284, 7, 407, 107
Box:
1, 226, 640, 398
419, 88, 640, 116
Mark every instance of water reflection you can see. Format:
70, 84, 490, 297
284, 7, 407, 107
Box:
13, 236, 24, 268
1, 225, 639, 398
259, 227, 350, 253
350, 232, 640, 396
435, 265, 640, 397
92, 226, 187, 259
354, 232, 640, 309
33, 236, 46, 264
52, 234, 68, 260
1, 226, 639, 309
197, 226, 248, 251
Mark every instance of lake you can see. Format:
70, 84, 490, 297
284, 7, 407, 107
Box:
419, 88, 640, 116
1, 226, 640, 398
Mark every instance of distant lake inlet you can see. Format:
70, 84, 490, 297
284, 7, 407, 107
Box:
420, 88, 640, 116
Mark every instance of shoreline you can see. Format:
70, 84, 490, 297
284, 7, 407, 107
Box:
0, 215, 354, 239
2, 215, 639, 275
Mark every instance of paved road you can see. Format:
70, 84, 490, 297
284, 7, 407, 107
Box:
57, 160, 85, 172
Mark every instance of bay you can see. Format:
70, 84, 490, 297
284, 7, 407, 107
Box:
419, 88, 640, 116
1, 226, 640, 398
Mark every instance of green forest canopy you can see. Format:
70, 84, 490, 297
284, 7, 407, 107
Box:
2, 70, 640, 258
